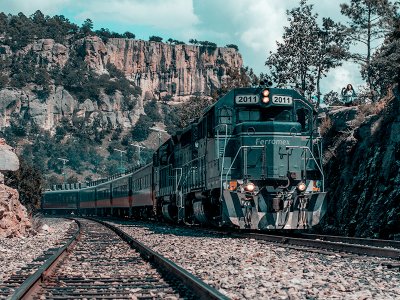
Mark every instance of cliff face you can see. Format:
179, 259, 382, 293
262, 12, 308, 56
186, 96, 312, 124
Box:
320, 87, 400, 239
0, 36, 243, 132
81, 37, 242, 99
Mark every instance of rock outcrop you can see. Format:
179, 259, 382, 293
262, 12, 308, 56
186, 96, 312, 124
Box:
319, 87, 400, 239
0, 86, 138, 131
80, 37, 242, 99
0, 184, 31, 238
0, 37, 243, 132
0, 139, 31, 238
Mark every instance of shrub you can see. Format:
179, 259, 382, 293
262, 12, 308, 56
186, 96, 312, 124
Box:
319, 117, 332, 136
131, 115, 153, 141
144, 100, 162, 122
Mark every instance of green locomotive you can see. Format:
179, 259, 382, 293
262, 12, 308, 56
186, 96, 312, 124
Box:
43, 85, 327, 230
155, 85, 326, 229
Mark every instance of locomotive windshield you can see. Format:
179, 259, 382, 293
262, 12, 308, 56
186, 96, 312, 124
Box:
238, 110, 260, 122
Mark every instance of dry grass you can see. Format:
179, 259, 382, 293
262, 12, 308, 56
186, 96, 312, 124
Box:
319, 117, 332, 136
31, 214, 44, 233
352, 99, 388, 128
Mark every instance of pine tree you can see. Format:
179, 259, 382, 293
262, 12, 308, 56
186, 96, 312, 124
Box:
340, 0, 398, 98
314, 18, 350, 105
369, 14, 400, 93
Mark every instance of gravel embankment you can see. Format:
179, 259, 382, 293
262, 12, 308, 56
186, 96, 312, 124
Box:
0, 218, 75, 283
111, 221, 400, 300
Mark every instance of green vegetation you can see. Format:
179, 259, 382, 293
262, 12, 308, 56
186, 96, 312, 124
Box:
0, 11, 79, 50
149, 35, 163, 42
4, 157, 44, 213
131, 115, 153, 141
226, 44, 239, 51
265, 0, 399, 103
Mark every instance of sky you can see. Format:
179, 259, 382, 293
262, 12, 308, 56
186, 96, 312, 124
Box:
0, 0, 366, 96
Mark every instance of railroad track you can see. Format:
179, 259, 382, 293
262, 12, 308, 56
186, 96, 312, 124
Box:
228, 231, 400, 262
6, 218, 228, 300
0, 219, 80, 300
99, 219, 400, 262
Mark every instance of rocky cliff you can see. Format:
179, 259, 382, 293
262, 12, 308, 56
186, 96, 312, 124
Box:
81, 37, 242, 99
319, 87, 400, 239
0, 36, 242, 132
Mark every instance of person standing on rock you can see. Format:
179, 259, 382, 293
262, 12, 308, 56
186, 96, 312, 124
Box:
341, 84, 356, 106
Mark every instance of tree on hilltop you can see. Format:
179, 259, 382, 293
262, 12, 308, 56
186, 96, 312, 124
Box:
81, 18, 93, 36
226, 44, 239, 51
123, 31, 135, 39
149, 35, 163, 42
369, 13, 400, 94
340, 0, 398, 99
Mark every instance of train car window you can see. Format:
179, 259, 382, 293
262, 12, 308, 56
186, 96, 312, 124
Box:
238, 110, 260, 122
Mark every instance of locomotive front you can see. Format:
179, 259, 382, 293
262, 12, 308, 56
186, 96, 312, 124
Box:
219, 86, 326, 229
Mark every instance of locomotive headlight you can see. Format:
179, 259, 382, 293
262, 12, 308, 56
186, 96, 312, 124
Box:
297, 182, 307, 192
262, 89, 270, 97
262, 97, 270, 103
244, 182, 256, 192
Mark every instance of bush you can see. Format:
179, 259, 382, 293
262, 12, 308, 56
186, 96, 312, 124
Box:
319, 117, 332, 136
144, 100, 162, 122
131, 115, 153, 141
4, 157, 44, 213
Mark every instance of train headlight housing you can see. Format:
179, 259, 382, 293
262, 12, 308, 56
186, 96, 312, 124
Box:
297, 182, 307, 192
244, 182, 256, 192
262, 97, 270, 103
262, 89, 270, 97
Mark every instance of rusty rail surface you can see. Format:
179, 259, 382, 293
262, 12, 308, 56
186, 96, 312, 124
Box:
10, 219, 81, 300
89, 218, 228, 300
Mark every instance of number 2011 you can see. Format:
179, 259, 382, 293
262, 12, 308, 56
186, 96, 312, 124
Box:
238, 96, 256, 102
275, 97, 290, 103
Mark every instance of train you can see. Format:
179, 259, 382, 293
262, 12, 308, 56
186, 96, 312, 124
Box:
43, 84, 327, 230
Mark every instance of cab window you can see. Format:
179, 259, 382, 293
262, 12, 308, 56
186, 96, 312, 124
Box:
296, 108, 310, 132
218, 107, 233, 125
275, 109, 292, 121
238, 110, 260, 122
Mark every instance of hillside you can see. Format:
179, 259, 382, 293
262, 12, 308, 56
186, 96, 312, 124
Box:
318, 86, 400, 239
0, 12, 245, 185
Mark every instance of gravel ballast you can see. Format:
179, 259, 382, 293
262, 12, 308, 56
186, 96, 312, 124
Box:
111, 221, 400, 300
0, 217, 75, 284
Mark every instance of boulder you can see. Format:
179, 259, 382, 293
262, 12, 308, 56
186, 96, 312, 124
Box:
0, 184, 32, 238
0, 138, 19, 172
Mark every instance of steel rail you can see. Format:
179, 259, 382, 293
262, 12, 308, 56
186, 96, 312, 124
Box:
90, 218, 229, 300
10, 219, 81, 300
298, 233, 400, 249
231, 232, 400, 260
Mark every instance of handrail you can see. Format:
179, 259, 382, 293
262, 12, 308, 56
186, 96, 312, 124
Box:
223, 145, 265, 188
215, 124, 229, 201
285, 145, 325, 191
